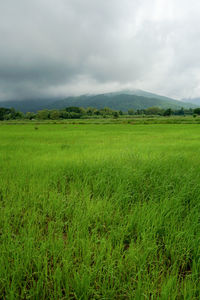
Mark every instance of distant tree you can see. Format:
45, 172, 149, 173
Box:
174, 107, 185, 116
25, 112, 35, 120
86, 107, 96, 116
163, 108, 173, 116
80, 107, 86, 115
36, 110, 50, 119
179, 107, 185, 115
119, 110, 123, 115
112, 111, 119, 118
69, 112, 81, 119
194, 108, 200, 115
94, 109, 100, 115
99, 107, 114, 117
15, 111, 24, 119
145, 106, 163, 115
60, 111, 70, 119
187, 108, 194, 115
49, 110, 61, 120
10, 108, 17, 119
136, 109, 144, 115
3, 113, 12, 120
101, 107, 113, 115
65, 107, 85, 114
128, 109, 134, 115
0, 107, 17, 120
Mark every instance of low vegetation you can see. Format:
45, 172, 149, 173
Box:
0, 124, 200, 299
1, 105, 200, 121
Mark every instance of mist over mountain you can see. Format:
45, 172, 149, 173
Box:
182, 98, 200, 106
0, 90, 196, 113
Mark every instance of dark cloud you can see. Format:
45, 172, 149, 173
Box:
0, 0, 200, 100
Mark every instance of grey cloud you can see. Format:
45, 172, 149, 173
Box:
0, 0, 200, 100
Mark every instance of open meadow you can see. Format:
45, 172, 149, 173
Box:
0, 123, 200, 299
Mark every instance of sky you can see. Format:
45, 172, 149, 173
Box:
0, 0, 200, 101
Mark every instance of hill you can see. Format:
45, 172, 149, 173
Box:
0, 90, 196, 112
48, 91, 196, 111
0, 98, 58, 113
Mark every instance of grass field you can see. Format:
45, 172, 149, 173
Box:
0, 123, 200, 299
2, 115, 200, 125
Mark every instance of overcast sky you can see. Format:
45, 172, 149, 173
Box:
0, 0, 200, 101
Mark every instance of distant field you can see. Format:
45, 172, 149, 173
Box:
1, 115, 200, 125
0, 124, 200, 299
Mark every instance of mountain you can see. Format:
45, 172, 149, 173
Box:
47, 90, 196, 111
0, 90, 196, 112
0, 98, 58, 113
114, 89, 179, 102
182, 98, 200, 106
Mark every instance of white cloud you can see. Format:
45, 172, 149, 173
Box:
0, 0, 200, 100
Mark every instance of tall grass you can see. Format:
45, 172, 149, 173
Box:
0, 124, 200, 299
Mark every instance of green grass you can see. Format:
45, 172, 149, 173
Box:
0, 124, 200, 299
2, 115, 200, 125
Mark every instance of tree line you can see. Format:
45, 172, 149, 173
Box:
0, 106, 200, 120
